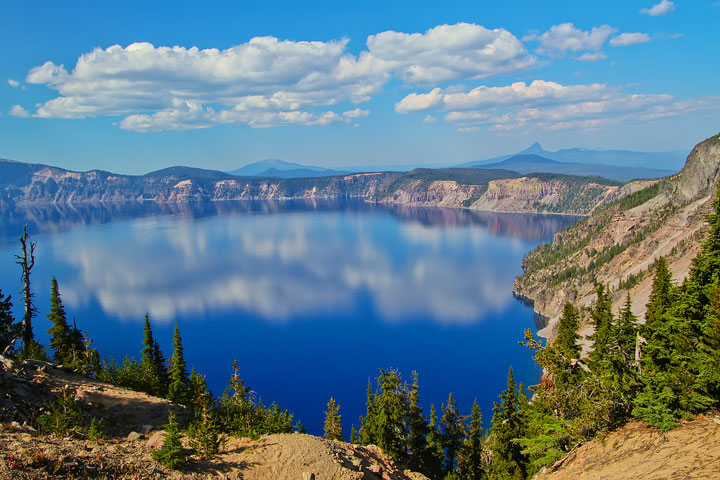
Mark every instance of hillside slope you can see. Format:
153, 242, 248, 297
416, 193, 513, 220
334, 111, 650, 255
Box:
514, 132, 720, 338
0, 358, 427, 480
534, 413, 720, 480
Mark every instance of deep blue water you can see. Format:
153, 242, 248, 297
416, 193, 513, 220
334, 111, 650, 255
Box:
0, 200, 578, 436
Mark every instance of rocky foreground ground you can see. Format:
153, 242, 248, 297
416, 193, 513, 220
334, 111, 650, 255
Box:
0, 357, 427, 480
3, 356, 720, 479
535, 413, 720, 480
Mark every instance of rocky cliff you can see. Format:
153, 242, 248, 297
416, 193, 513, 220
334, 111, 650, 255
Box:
514, 133, 720, 339
0, 158, 644, 216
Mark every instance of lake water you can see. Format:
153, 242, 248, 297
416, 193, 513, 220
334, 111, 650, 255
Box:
0, 200, 578, 435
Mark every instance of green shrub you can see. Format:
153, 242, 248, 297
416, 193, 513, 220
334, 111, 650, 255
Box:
38, 385, 82, 436
152, 412, 187, 469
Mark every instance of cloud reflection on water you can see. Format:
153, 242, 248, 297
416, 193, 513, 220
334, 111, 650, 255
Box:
3, 200, 578, 325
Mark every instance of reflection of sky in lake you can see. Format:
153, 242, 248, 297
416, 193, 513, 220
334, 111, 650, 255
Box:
0, 200, 578, 435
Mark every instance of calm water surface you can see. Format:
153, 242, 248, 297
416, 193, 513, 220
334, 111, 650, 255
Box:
0, 200, 578, 435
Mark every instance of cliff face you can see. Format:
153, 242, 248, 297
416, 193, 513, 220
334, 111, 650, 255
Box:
514, 133, 720, 338
1, 160, 638, 216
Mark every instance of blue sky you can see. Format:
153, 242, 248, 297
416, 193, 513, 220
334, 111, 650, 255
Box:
1, 0, 719, 174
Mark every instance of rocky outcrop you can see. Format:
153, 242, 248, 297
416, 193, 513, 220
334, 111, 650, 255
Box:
1, 158, 651, 215
514, 133, 720, 339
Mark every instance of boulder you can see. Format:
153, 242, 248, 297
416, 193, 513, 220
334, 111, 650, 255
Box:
126, 431, 142, 441
146, 430, 167, 449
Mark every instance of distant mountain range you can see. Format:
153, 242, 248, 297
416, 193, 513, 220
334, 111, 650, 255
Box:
473, 153, 674, 183
228, 159, 349, 178
462, 142, 686, 171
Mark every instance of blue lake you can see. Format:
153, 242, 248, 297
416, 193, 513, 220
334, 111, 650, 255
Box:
0, 200, 578, 435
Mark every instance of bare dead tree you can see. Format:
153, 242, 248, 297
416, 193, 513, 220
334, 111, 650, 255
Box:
14, 224, 37, 353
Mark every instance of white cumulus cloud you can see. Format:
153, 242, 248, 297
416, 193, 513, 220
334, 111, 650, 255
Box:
9, 105, 29, 117
641, 0, 675, 16
524, 23, 616, 58
7, 79, 20, 87
610, 33, 651, 47
14, 24, 535, 132
366, 22, 535, 83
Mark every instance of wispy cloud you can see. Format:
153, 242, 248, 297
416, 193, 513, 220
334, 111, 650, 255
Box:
396, 80, 720, 133
641, 0, 675, 16
610, 33, 651, 47
576, 52, 607, 62
11, 23, 535, 132
7, 79, 20, 87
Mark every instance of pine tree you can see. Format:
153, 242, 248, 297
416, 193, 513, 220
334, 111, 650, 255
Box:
141, 314, 155, 369
588, 284, 614, 368
189, 366, 211, 418
440, 392, 465, 475
140, 314, 163, 396
644, 257, 674, 334
154, 340, 169, 391
15, 225, 45, 360
46, 277, 73, 364
323, 397, 343, 441
0, 289, 19, 354
616, 293, 639, 367
359, 378, 377, 446
489, 367, 527, 480
373, 369, 408, 463
167, 322, 190, 405
152, 411, 187, 469
350, 425, 359, 444
555, 302, 580, 359
457, 398, 484, 480
633, 263, 696, 430
423, 403, 445, 480
406, 371, 428, 472
188, 387, 224, 458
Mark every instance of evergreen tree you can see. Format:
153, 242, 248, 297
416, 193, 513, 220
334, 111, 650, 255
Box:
588, 284, 614, 367
359, 378, 377, 446
440, 392, 465, 475
695, 284, 720, 403
188, 387, 224, 459
350, 425, 359, 444
167, 322, 190, 405
141, 314, 155, 369
139, 314, 164, 396
152, 411, 187, 469
616, 293, 639, 367
323, 397, 343, 441
0, 289, 19, 354
633, 264, 697, 430
457, 398, 484, 480
154, 340, 169, 391
46, 277, 73, 364
15, 225, 45, 360
189, 366, 211, 418
489, 367, 526, 480
555, 302, 580, 359
644, 257, 674, 335
424, 403, 446, 480
373, 369, 408, 463
406, 371, 428, 473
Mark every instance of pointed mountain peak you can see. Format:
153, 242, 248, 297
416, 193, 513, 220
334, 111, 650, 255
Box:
520, 142, 544, 154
